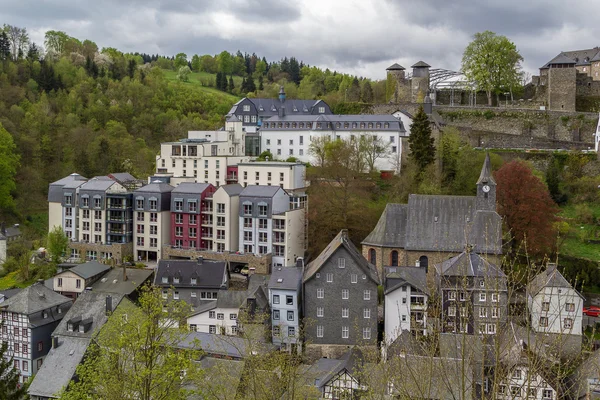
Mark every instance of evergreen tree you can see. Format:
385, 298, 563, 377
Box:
37, 60, 57, 92
127, 59, 136, 78
546, 155, 566, 204
246, 76, 256, 92
289, 57, 300, 84
0, 31, 10, 61
26, 42, 39, 62
347, 77, 361, 102
258, 75, 264, 91
228, 75, 234, 92
408, 106, 436, 173
240, 77, 247, 93
361, 81, 374, 103
0, 339, 28, 399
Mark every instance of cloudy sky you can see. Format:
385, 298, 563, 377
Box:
3, 0, 600, 79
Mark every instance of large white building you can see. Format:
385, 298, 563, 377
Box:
259, 114, 408, 172
237, 161, 306, 193
527, 263, 584, 335
211, 184, 243, 253
133, 182, 174, 261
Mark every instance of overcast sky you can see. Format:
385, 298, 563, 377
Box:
3, 0, 600, 80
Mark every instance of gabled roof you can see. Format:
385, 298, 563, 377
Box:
109, 172, 136, 183
435, 251, 506, 279
133, 182, 174, 194
385, 266, 428, 295
59, 261, 111, 280
90, 268, 154, 295
527, 263, 581, 298
155, 259, 228, 289
541, 52, 578, 68
310, 348, 364, 389
220, 183, 244, 195
411, 61, 431, 68
239, 185, 283, 198
387, 63, 405, 71
304, 230, 379, 284
171, 182, 213, 194
177, 331, 275, 358
268, 267, 303, 290
361, 204, 407, 247
49, 173, 87, 187
1, 282, 71, 316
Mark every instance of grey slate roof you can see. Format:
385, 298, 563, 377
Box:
249, 98, 327, 117
527, 263, 581, 298
476, 153, 496, 185
435, 251, 506, 278
109, 172, 136, 183
387, 63, 405, 70
177, 331, 275, 358
361, 204, 407, 247
385, 266, 428, 295
1, 282, 71, 316
48, 173, 87, 202
0, 288, 22, 299
154, 259, 228, 289
411, 61, 431, 68
305, 230, 379, 284
239, 185, 283, 198
79, 177, 117, 191
27, 336, 90, 398
268, 267, 303, 290
90, 267, 154, 295
133, 182, 174, 193
220, 183, 244, 195
60, 261, 111, 280
171, 182, 213, 194
541, 52, 578, 68
309, 348, 364, 389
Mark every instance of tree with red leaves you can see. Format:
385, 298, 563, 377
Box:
495, 160, 559, 258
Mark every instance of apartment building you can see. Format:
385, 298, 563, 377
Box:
0, 282, 72, 384
48, 173, 87, 233
170, 182, 216, 250
211, 184, 243, 253
238, 185, 306, 267
133, 181, 174, 261
237, 161, 307, 193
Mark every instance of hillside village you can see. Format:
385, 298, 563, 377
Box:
0, 23, 600, 400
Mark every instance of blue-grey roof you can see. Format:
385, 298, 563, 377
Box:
0, 282, 71, 316
90, 268, 154, 295
411, 61, 431, 68
49, 173, 87, 187
60, 261, 110, 280
541, 52, 578, 68
268, 267, 303, 290
134, 182, 174, 194
250, 98, 327, 116
240, 185, 284, 198
171, 182, 213, 194
435, 251, 506, 279
387, 63, 405, 70
385, 266, 428, 295
220, 183, 244, 195
261, 114, 405, 132
79, 177, 117, 191
527, 263, 581, 298
109, 172, 136, 183
362, 204, 407, 247
154, 259, 228, 289
177, 331, 275, 358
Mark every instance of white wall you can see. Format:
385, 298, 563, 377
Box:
48, 202, 63, 233
0, 238, 6, 266
187, 307, 239, 335
282, 208, 306, 266
529, 287, 583, 335
384, 284, 428, 344
238, 163, 307, 191
54, 270, 85, 294
269, 287, 300, 344
156, 153, 250, 186
496, 366, 556, 400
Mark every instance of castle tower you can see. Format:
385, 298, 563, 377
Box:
386, 63, 409, 103
546, 53, 576, 111
475, 153, 496, 212
411, 61, 431, 103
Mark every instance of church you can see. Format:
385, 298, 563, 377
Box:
361, 154, 502, 276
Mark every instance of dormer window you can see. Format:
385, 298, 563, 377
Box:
174, 277, 180, 284
79, 325, 85, 333
162, 277, 168, 284
243, 105, 250, 112
43, 311, 48, 319
191, 278, 197, 285
67, 323, 74, 331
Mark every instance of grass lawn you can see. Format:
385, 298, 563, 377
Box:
162, 69, 241, 103
0, 271, 36, 290
559, 203, 600, 262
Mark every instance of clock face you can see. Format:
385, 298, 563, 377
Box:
482, 185, 490, 193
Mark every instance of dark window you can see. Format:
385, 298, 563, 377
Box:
390, 250, 399, 267
369, 248, 376, 265
419, 255, 429, 269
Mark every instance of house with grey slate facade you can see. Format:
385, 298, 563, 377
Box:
268, 266, 303, 352
303, 230, 379, 356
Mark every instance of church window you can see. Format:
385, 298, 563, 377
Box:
419, 255, 429, 270
390, 251, 399, 267
369, 249, 376, 265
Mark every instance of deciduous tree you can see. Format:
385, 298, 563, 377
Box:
174, 52, 188, 69
177, 65, 191, 82
0, 123, 20, 219
0, 339, 28, 399
495, 160, 559, 258
47, 226, 69, 263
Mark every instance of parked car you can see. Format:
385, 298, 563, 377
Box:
240, 266, 249, 276
583, 306, 600, 317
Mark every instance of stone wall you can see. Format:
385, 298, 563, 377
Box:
161, 246, 272, 274
548, 68, 577, 111
69, 242, 133, 264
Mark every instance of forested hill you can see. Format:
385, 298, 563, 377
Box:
0, 26, 386, 227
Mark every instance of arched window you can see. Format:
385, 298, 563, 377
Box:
369, 249, 376, 265
390, 250, 399, 267
419, 255, 429, 270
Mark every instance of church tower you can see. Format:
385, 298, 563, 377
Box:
475, 153, 496, 212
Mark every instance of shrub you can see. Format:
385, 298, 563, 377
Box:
575, 204, 595, 224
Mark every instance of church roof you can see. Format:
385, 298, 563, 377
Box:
361, 204, 407, 247
476, 153, 496, 185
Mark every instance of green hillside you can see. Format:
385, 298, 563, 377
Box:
162, 69, 241, 102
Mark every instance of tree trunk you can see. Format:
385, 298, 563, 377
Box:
487, 91, 492, 106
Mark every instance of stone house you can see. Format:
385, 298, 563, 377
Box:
303, 230, 379, 357
362, 153, 502, 276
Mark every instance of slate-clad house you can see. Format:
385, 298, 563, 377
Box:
0, 282, 72, 384
362, 153, 502, 275
52, 260, 111, 299
435, 250, 508, 335
154, 258, 228, 312
268, 266, 303, 351
304, 230, 379, 355
28, 291, 126, 400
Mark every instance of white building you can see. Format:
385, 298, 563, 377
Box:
384, 266, 429, 344
268, 266, 303, 351
260, 114, 408, 172
527, 263, 584, 335
238, 185, 306, 267
595, 112, 600, 152
52, 261, 110, 299
0, 231, 6, 267
496, 365, 557, 400
187, 296, 241, 335
211, 184, 243, 253
237, 161, 307, 193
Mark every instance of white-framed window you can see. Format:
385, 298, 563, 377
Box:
566, 303, 575, 312
342, 289, 349, 299
543, 389, 553, 399
317, 288, 324, 299
448, 291, 457, 301
217, 313, 224, 320
342, 308, 349, 318
273, 295, 280, 304
491, 293, 498, 302
492, 307, 499, 318
479, 293, 486, 302
364, 290, 371, 301
317, 325, 324, 338
338, 258, 345, 268
512, 369, 521, 379
363, 327, 371, 340
479, 307, 488, 318
209, 311, 215, 319
273, 310, 280, 320
487, 323, 496, 334
351, 274, 357, 283
326, 273, 333, 282
317, 307, 324, 317
342, 326, 349, 338
243, 105, 250, 112
363, 308, 371, 319
460, 292, 466, 301
230, 313, 237, 320
287, 311, 294, 321
542, 302, 550, 311
564, 318, 573, 329
401, 314, 407, 322
209, 325, 216, 334
448, 306, 456, 317
319, 106, 325, 113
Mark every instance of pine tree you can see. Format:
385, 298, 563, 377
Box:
0, 32, 10, 61
240, 77, 247, 93
408, 106, 436, 173
258, 75, 264, 91
228, 75, 234, 92
361, 81, 374, 103
246, 76, 256, 92
0, 340, 28, 399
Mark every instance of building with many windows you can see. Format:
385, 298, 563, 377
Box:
0, 282, 72, 384
527, 263, 584, 336
268, 265, 303, 352
170, 182, 216, 251
211, 184, 243, 253
238, 185, 306, 267
237, 161, 307, 193
435, 250, 508, 335
303, 230, 379, 356
133, 181, 174, 261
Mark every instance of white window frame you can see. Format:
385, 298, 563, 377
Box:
342, 326, 349, 339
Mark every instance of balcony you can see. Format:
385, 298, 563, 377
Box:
107, 203, 128, 210
226, 174, 238, 183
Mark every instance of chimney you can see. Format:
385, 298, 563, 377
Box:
123, 265, 128, 281
423, 91, 433, 115
52, 336, 59, 349
278, 105, 286, 118
105, 295, 112, 315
